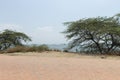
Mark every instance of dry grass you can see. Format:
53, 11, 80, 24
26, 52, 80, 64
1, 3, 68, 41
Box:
3, 51, 120, 60
1, 45, 49, 53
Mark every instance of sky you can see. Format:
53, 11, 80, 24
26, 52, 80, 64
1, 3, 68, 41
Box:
0, 0, 120, 44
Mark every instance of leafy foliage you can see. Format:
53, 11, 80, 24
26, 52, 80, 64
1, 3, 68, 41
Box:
0, 29, 31, 50
63, 14, 120, 54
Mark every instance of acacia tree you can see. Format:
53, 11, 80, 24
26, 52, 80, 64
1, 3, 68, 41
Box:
0, 29, 32, 50
63, 14, 120, 54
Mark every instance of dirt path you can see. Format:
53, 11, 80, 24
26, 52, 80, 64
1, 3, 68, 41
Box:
0, 54, 120, 80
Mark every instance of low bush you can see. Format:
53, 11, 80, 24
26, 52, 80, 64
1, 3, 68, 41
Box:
5, 46, 29, 53
63, 49, 69, 52
2, 44, 50, 53
37, 45, 49, 52
29, 44, 49, 52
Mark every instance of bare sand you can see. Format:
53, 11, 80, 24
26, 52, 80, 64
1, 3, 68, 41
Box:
0, 51, 120, 80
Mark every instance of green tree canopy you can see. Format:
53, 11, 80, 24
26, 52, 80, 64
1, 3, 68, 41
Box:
0, 29, 32, 50
63, 14, 120, 54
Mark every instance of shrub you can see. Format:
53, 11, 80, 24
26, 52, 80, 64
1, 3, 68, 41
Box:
35, 45, 49, 52
63, 49, 69, 52
5, 46, 29, 53
27, 45, 37, 52
3, 44, 50, 53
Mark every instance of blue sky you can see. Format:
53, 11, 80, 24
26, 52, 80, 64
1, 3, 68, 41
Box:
0, 0, 120, 44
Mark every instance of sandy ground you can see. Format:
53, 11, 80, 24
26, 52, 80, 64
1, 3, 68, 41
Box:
0, 52, 120, 80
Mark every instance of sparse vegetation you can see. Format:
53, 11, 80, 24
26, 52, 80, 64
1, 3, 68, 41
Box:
35, 44, 49, 52
4, 46, 29, 53
63, 49, 69, 52
1, 44, 50, 53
